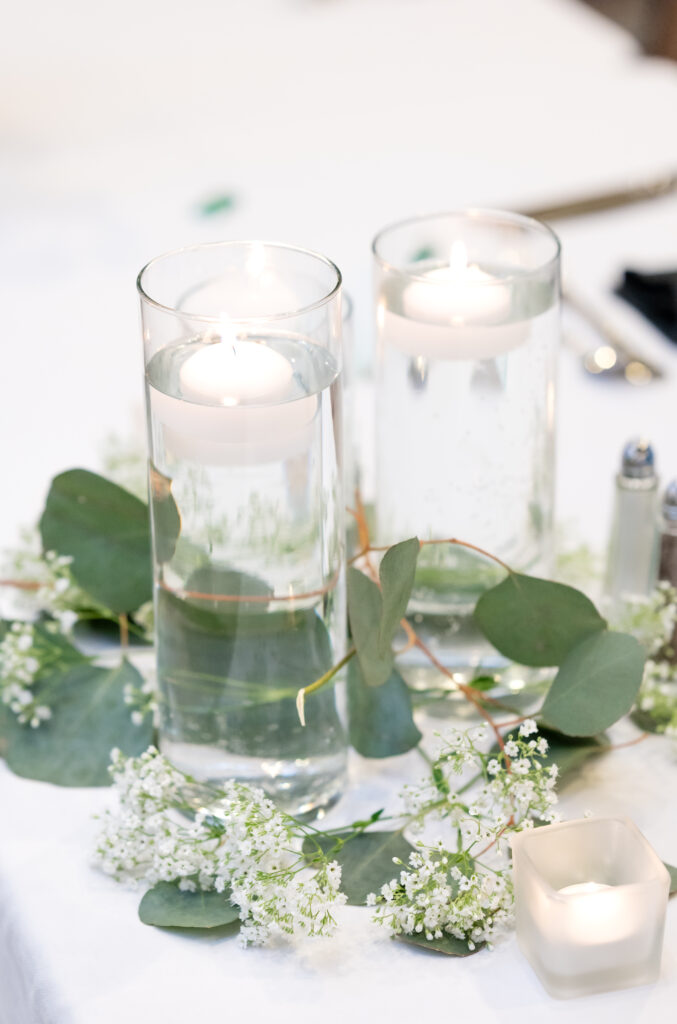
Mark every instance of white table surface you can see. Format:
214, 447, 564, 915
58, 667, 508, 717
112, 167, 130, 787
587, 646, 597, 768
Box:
3, 0, 677, 1020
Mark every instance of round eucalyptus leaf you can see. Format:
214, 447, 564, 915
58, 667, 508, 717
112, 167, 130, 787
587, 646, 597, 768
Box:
396, 932, 482, 956
474, 573, 606, 667
139, 881, 240, 929
40, 469, 152, 614
540, 631, 645, 736
303, 831, 415, 905
4, 658, 153, 786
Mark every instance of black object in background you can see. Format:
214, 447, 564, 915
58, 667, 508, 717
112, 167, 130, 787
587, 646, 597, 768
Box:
616, 269, 677, 342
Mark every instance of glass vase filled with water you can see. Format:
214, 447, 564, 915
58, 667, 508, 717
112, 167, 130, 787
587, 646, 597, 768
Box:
138, 242, 347, 816
372, 211, 560, 690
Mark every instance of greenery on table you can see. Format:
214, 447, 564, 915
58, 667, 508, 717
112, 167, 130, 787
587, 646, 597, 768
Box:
2, 466, 676, 954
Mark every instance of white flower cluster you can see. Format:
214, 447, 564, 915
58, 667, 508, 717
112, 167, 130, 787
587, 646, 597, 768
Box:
2, 531, 110, 630
612, 582, 677, 659
613, 583, 677, 738
638, 658, 677, 737
0, 622, 52, 727
369, 843, 513, 950
402, 721, 558, 834
371, 721, 558, 948
93, 747, 346, 946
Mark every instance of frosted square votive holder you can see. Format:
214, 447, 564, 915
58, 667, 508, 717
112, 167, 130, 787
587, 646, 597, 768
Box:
511, 817, 669, 999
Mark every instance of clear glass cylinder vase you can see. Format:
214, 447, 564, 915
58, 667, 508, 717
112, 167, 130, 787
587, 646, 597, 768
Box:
372, 210, 560, 683
138, 241, 347, 816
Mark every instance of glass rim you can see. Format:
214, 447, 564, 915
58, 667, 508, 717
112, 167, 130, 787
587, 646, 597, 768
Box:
511, 815, 670, 895
371, 208, 561, 285
137, 239, 342, 324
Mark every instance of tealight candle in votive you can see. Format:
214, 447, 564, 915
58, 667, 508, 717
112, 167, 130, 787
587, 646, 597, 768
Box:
511, 817, 670, 999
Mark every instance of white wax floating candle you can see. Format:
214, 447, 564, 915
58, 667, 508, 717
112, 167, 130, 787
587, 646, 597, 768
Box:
402, 241, 511, 325
383, 241, 527, 361
150, 331, 318, 466
179, 339, 294, 406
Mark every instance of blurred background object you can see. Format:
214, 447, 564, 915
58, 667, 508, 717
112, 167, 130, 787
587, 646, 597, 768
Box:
585, 0, 677, 59
3, 0, 677, 561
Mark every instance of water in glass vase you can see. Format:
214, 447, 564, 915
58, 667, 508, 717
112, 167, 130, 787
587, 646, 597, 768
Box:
145, 332, 346, 817
375, 266, 557, 686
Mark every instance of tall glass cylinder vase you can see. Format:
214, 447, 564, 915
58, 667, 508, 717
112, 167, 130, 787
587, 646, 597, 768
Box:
138, 241, 346, 816
372, 211, 560, 686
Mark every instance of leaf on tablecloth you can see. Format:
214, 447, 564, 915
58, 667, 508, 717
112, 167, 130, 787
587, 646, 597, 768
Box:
139, 881, 240, 929
303, 830, 415, 905
3, 658, 153, 786
396, 932, 483, 956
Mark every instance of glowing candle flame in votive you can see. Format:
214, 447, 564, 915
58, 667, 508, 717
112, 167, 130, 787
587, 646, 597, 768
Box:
558, 881, 637, 945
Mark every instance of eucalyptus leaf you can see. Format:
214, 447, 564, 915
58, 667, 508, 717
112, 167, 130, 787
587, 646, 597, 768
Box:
138, 881, 240, 929
378, 538, 419, 655
347, 659, 421, 757
185, 566, 273, 616
4, 658, 153, 786
474, 573, 606, 667
536, 727, 608, 782
396, 932, 482, 956
149, 463, 181, 565
31, 621, 90, 670
347, 539, 419, 689
157, 590, 344, 758
303, 831, 415, 905
40, 469, 152, 614
540, 631, 645, 737
347, 567, 392, 687
631, 708, 667, 735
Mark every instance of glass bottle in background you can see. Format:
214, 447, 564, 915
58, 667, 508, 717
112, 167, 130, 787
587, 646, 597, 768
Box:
658, 480, 677, 662
604, 439, 659, 611
371, 210, 560, 685
138, 241, 347, 817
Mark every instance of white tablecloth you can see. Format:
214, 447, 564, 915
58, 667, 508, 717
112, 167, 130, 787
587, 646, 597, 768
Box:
3, 0, 677, 1020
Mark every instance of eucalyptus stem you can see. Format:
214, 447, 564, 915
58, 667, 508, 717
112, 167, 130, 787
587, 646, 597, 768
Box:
295, 647, 356, 726
0, 578, 41, 591
119, 613, 129, 652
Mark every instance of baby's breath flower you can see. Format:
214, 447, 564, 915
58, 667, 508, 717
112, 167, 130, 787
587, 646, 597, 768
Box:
0, 623, 52, 726
93, 747, 346, 946
123, 677, 158, 727
612, 583, 677, 659
369, 724, 558, 947
1, 530, 114, 629
371, 845, 514, 949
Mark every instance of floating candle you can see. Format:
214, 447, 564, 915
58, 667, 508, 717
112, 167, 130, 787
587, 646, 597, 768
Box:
382, 242, 527, 361
150, 329, 318, 466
